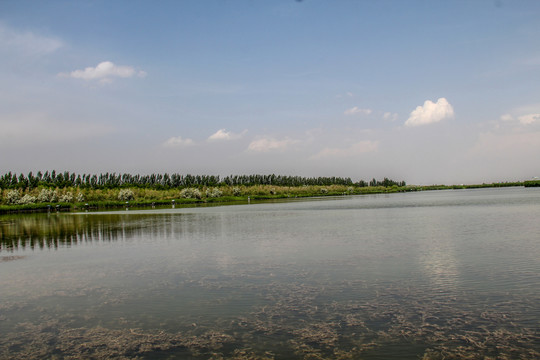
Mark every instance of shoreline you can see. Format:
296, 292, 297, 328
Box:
0, 182, 527, 215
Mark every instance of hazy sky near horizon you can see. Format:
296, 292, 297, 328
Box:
1, 0, 540, 185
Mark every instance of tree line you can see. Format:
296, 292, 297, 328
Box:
0, 171, 406, 190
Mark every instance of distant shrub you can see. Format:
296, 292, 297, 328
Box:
206, 187, 223, 198
38, 189, 58, 203
524, 180, 540, 187
320, 188, 328, 194
5, 190, 21, 204
59, 192, 73, 203
76, 192, 85, 202
18, 194, 37, 205
180, 188, 202, 199
232, 187, 241, 196
118, 189, 135, 201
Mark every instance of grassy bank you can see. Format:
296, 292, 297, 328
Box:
0, 181, 525, 214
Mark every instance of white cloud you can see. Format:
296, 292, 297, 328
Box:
499, 112, 540, 125
247, 137, 297, 152
500, 113, 514, 122
61, 61, 146, 83
311, 141, 378, 159
405, 98, 454, 127
517, 113, 540, 125
383, 112, 398, 121
344, 106, 372, 116
207, 129, 246, 141
162, 136, 194, 148
0, 23, 63, 56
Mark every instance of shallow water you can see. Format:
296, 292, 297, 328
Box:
1, 188, 539, 359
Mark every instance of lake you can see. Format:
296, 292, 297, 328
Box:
1, 187, 539, 359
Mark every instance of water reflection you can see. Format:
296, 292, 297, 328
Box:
1, 190, 539, 359
0, 213, 168, 251
415, 215, 460, 292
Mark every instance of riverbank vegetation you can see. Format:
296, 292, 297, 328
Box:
524, 179, 540, 187
0, 171, 406, 190
0, 170, 525, 213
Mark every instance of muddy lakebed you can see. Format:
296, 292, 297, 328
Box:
1, 188, 539, 359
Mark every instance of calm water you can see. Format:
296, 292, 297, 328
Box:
1, 188, 539, 359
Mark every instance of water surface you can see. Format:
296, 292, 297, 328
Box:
1, 188, 539, 359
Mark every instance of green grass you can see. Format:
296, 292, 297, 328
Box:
524, 180, 540, 187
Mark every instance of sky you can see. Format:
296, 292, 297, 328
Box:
1, 0, 540, 185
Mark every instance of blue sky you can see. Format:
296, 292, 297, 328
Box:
1, 0, 540, 184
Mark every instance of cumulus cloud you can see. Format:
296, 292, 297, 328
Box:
311, 141, 378, 159
60, 61, 146, 83
247, 137, 297, 152
344, 106, 372, 116
405, 98, 454, 127
207, 129, 247, 141
0, 23, 63, 56
162, 136, 194, 148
